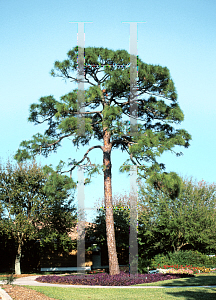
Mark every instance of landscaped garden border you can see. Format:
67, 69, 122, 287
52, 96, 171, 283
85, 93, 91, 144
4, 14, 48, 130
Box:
35, 271, 195, 286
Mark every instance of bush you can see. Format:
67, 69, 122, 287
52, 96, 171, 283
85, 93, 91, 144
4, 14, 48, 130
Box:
166, 268, 194, 275
2, 273, 15, 285
197, 266, 211, 273
151, 250, 216, 269
138, 257, 151, 274
159, 265, 199, 275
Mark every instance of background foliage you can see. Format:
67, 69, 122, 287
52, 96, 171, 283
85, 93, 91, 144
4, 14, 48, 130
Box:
0, 158, 77, 273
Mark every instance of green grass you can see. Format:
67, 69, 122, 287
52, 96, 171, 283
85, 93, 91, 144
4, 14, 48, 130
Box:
132, 273, 216, 287
1, 273, 216, 299
24, 286, 216, 300
20, 274, 216, 300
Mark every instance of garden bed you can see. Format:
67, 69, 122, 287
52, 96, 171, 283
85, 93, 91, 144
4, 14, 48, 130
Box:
36, 271, 194, 286
1, 285, 57, 300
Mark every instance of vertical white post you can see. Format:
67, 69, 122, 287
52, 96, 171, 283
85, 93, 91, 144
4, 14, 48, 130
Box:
129, 165, 138, 275
69, 22, 92, 272
129, 22, 138, 136
69, 21, 93, 137
77, 23, 85, 137
122, 21, 145, 275
77, 166, 85, 273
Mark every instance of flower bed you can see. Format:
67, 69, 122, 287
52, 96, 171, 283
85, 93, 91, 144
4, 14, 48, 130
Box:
151, 264, 216, 275
157, 264, 199, 275
36, 271, 194, 286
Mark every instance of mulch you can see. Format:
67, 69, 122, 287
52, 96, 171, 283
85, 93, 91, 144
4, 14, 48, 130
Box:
1, 285, 58, 300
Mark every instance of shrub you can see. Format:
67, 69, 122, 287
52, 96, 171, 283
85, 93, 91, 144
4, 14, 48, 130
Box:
138, 256, 151, 274
166, 268, 194, 275
151, 250, 216, 269
197, 266, 211, 273
160, 265, 199, 275
2, 273, 15, 285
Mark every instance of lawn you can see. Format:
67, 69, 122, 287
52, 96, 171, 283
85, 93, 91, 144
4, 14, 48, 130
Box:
24, 285, 216, 300
1, 272, 216, 299
133, 273, 216, 287
21, 273, 216, 300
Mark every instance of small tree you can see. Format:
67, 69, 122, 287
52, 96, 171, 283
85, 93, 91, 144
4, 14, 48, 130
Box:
0, 159, 76, 274
14, 46, 191, 274
138, 176, 216, 255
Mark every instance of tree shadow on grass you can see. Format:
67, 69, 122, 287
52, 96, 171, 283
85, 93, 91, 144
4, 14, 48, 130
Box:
159, 275, 216, 286
166, 287, 216, 300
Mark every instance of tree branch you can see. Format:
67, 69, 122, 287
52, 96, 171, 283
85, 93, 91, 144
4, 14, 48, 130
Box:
44, 133, 74, 149
177, 242, 189, 251
61, 145, 103, 175
33, 113, 56, 124
72, 110, 102, 116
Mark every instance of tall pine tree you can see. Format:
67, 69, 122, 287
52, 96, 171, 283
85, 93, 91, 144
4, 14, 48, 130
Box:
14, 46, 191, 275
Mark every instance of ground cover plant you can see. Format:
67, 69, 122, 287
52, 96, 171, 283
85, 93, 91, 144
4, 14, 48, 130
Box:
2, 273, 216, 299
36, 271, 193, 286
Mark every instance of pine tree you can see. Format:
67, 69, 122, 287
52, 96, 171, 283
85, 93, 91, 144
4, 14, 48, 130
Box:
14, 46, 191, 275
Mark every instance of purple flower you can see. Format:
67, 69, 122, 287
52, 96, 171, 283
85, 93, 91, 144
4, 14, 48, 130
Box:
35, 272, 193, 286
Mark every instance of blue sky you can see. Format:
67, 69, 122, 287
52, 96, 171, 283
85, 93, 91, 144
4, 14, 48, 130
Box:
0, 0, 215, 222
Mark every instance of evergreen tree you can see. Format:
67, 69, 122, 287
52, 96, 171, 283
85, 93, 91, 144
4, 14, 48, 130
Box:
0, 159, 76, 274
138, 177, 216, 256
14, 46, 191, 275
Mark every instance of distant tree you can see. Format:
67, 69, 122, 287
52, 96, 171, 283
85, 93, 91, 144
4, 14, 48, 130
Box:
138, 176, 216, 256
0, 159, 76, 274
14, 46, 191, 274
86, 193, 130, 265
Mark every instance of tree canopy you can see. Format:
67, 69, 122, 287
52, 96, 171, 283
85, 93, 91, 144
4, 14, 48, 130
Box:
14, 46, 191, 186
138, 176, 216, 256
0, 158, 77, 274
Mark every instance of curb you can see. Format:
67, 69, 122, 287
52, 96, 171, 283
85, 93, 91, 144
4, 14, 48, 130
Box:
0, 287, 13, 300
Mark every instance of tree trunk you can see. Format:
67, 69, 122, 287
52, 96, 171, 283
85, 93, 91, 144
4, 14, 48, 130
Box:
15, 242, 22, 275
103, 129, 120, 275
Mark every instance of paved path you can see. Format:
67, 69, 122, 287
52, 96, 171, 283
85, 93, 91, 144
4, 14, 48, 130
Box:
1, 276, 216, 300
1, 275, 216, 289
0, 287, 12, 300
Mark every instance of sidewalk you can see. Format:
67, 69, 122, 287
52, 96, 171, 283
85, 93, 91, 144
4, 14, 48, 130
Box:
1, 275, 216, 300
1, 275, 216, 288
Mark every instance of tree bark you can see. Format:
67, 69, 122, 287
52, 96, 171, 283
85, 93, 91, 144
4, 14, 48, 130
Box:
15, 242, 22, 275
103, 129, 120, 275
